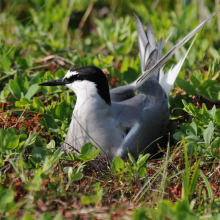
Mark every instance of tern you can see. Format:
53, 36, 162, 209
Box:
39, 10, 220, 160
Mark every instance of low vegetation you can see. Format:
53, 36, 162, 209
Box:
1, 0, 220, 219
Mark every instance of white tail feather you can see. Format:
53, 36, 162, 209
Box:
159, 35, 197, 96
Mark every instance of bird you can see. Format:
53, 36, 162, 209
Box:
39, 10, 220, 160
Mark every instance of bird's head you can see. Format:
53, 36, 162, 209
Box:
39, 66, 111, 105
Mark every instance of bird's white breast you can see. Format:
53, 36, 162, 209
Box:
64, 80, 125, 158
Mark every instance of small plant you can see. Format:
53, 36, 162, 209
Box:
173, 101, 220, 160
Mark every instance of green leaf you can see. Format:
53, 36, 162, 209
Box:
32, 97, 44, 113
128, 152, 137, 168
40, 114, 59, 132
215, 109, 220, 127
137, 154, 150, 168
175, 77, 196, 95
133, 209, 149, 220
210, 139, 220, 160
22, 214, 36, 220
190, 70, 203, 87
15, 98, 31, 108
186, 142, 198, 156
32, 147, 46, 162
139, 167, 147, 178
0, 129, 19, 152
81, 196, 92, 205
185, 135, 202, 143
55, 102, 71, 122
200, 170, 214, 205
0, 56, 11, 71
78, 143, 100, 162
81, 142, 95, 157
27, 53, 33, 67
203, 121, 214, 144
173, 132, 186, 141
72, 173, 84, 181
199, 80, 220, 102
25, 84, 39, 100
16, 57, 29, 70
189, 159, 200, 200
123, 67, 140, 84
189, 122, 197, 136
0, 186, 14, 207
111, 157, 125, 173
9, 79, 21, 99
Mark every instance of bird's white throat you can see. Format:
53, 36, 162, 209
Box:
66, 80, 108, 111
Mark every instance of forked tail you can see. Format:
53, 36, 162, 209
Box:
134, 9, 220, 94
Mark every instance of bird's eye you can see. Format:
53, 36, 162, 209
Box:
76, 75, 83, 80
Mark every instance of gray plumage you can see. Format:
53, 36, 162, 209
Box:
39, 10, 220, 160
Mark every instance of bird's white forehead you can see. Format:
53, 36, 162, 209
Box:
65, 70, 78, 79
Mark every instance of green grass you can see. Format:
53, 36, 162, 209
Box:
1, 0, 220, 219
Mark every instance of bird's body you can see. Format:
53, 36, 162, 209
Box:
64, 75, 168, 159
39, 10, 220, 160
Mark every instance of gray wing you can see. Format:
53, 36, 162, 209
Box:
111, 80, 168, 159
110, 84, 136, 102
114, 93, 169, 159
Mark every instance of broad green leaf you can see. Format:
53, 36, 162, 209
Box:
31, 169, 43, 191
128, 152, 137, 168
40, 114, 59, 132
201, 103, 210, 119
190, 70, 203, 87
175, 77, 196, 95
42, 157, 53, 173
22, 214, 35, 220
27, 53, 33, 67
185, 135, 202, 142
55, 102, 71, 122
173, 132, 186, 141
210, 105, 216, 119
199, 80, 220, 102
9, 79, 21, 99
80, 143, 96, 155
190, 75, 201, 88
111, 157, 125, 173
25, 84, 39, 100
215, 109, 220, 127
189, 122, 197, 136
92, 148, 101, 159
15, 98, 31, 108
81, 196, 92, 205
139, 167, 147, 178
32, 97, 44, 113
133, 209, 149, 220
0, 56, 11, 71
0, 129, 19, 152
0, 187, 14, 207
72, 173, 84, 181
203, 121, 214, 144
15, 76, 27, 94
50, 147, 62, 164
137, 154, 150, 168
210, 139, 220, 160
81, 142, 95, 157
123, 67, 140, 84
16, 57, 29, 70
186, 142, 198, 156
32, 147, 46, 162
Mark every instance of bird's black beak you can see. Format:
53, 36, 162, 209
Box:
39, 79, 66, 86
